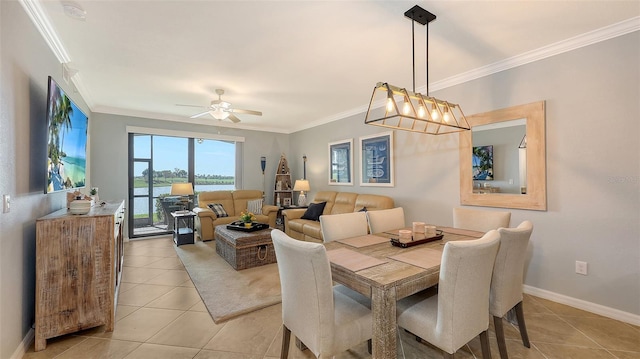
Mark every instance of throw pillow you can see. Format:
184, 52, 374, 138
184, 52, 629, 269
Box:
301, 202, 327, 221
247, 199, 263, 215
207, 203, 228, 218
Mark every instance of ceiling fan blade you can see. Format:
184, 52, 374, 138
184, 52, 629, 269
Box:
232, 108, 262, 116
228, 114, 241, 123
177, 104, 208, 109
190, 110, 211, 119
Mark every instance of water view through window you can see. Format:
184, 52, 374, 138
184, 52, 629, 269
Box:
130, 134, 236, 237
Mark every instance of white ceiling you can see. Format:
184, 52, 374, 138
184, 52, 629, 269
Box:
28, 0, 639, 133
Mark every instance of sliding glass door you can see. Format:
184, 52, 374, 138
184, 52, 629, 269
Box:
128, 134, 236, 238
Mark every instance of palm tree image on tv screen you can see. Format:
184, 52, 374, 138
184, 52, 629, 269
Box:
46, 76, 88, 193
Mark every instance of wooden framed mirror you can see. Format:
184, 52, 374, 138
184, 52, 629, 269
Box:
459, 101, 546, 210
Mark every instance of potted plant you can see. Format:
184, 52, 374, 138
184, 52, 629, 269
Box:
89, 187, 99, 203
239, 211, 255, 228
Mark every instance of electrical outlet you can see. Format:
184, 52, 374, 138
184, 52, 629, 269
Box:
3, 194, 10, 213
575, 261, 588, 275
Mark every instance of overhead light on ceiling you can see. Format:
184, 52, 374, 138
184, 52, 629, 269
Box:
210, 100, 231, 120
62, 1, 86, 21
364, 5, 470, 135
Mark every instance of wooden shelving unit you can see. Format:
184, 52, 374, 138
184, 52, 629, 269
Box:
274, 155, 292, 206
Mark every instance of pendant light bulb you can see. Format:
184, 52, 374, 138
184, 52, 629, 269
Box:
386, 97, 395, 112
431, 105, 439, 121
443, 108, 452, 124
402, 98, 411, 115
418, 104, 426, 118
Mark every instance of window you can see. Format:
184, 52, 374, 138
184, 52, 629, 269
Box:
128, 130, 242, 238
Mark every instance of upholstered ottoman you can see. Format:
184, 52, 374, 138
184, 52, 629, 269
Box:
214, 226, 276, 270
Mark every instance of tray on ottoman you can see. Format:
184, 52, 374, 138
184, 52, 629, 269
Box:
215, 226, 276, 270
226, 221, 269, 232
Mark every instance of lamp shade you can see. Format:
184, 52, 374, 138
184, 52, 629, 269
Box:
170, 183, 194, 196
293, 180, 310, 192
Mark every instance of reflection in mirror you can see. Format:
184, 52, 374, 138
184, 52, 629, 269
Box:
459, 101, 546, 211
472, 119, 526, 194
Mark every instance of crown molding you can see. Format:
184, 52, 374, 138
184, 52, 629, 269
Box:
19, 0, 70, 63
429, 16, 640, 92
19, 0, 96, 108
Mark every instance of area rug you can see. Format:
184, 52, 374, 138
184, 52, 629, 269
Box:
174, 239, 281, 323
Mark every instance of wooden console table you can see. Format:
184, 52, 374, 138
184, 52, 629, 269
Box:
35, 200, 125, 351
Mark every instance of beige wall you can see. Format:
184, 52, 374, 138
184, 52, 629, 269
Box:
289, 32, 640, 317
0, 1, 91, 357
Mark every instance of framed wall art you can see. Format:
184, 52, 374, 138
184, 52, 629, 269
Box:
328, 139, 353, 185
360, 131, 394, 187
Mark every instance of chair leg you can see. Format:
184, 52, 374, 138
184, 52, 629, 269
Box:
514, 301, 531, 348
480, 330, 492, 359
280, 324, 291, 359
493, 316, 509, 359
295, 337, 308, 350
367, 339, 372, 354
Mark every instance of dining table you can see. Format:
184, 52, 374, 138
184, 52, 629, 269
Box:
324, 226, 485, 359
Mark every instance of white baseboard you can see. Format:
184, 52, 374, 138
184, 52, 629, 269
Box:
524, 285, 640, 326
11, 328, 33, 359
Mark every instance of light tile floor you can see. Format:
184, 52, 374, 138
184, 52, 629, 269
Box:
23, 236, 640, 359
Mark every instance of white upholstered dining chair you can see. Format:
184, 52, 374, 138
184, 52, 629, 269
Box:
366, 207, 405, 233
396, 230, 501, 359
452, 207, 511, 233
270, 229, 372, 358
319, 211, 369, 243
491, 221, 534, 359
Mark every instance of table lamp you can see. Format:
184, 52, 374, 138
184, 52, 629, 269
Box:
293, 179, 310, 206
170, 183, 194, 210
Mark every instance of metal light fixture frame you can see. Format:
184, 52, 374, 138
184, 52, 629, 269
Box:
364, 5, 470, 135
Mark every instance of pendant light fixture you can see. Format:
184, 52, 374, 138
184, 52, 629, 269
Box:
364, 5, 470, 135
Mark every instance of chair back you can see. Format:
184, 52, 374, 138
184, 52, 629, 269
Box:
453, 207, 511, 232
437, 230, 501, 352
320, 211, 369, 242
271, 229, 335, 355
366, 207, 405, 233
490, 220, 533, 317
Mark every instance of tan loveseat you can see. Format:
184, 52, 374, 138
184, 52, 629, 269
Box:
283, 191, 394, 243
193, 190, 279, 241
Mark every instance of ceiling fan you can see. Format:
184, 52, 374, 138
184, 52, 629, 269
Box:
178, 89, 262, 123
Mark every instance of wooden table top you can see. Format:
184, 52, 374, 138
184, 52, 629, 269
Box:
325, 226, 484, 298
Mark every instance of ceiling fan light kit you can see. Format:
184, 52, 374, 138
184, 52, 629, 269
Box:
364, 5, 470, 135
184, 89, 262, 123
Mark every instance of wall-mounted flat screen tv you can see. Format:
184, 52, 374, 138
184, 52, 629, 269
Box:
45, 76, 88, 194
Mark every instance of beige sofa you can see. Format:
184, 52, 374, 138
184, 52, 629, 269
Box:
283, 191, 394, 243
193, 190, 278, 241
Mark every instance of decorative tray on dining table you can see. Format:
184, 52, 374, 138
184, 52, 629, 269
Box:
390, 230, 444, 248
226, 221, 270, 232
